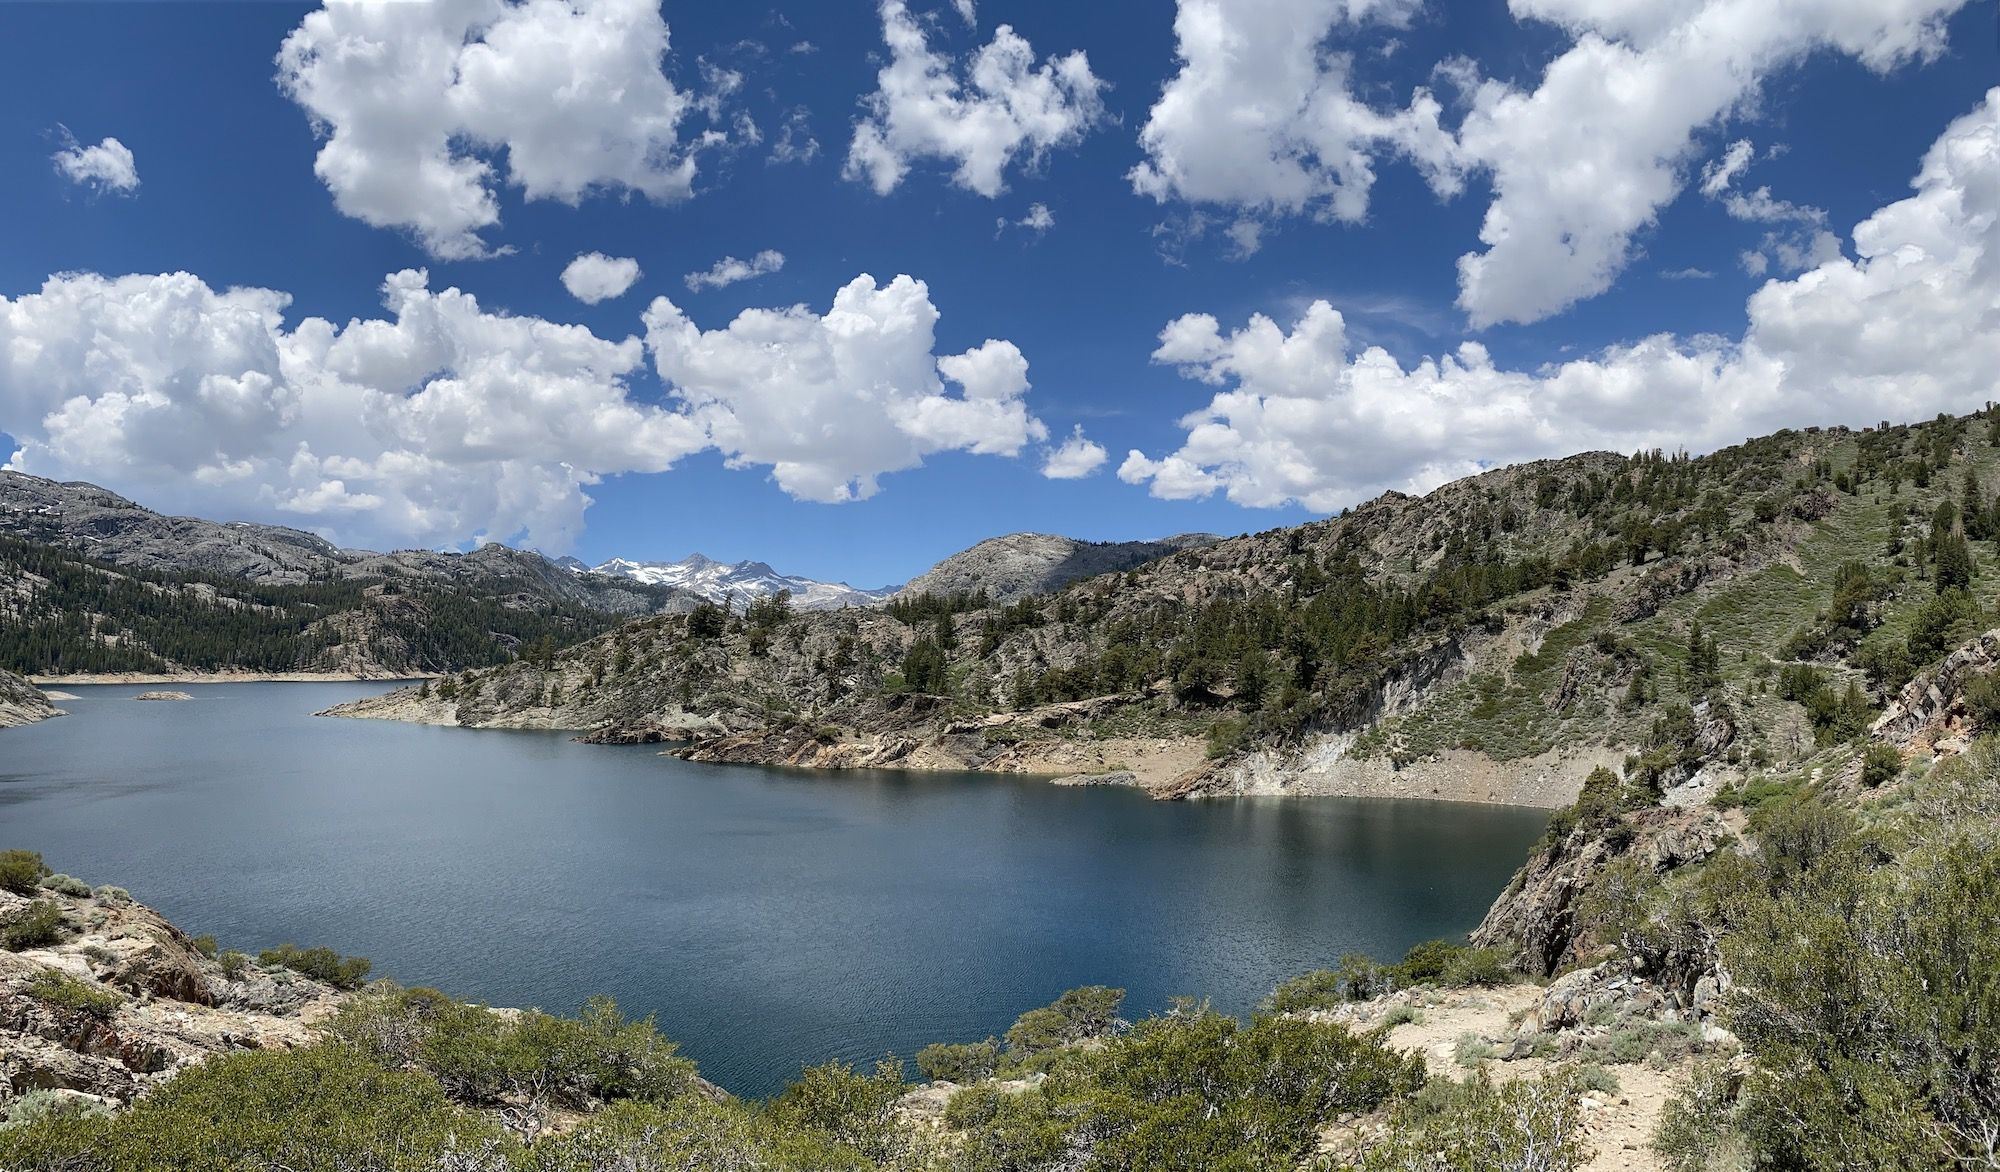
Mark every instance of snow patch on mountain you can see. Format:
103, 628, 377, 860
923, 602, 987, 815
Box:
582, 554, 896, 611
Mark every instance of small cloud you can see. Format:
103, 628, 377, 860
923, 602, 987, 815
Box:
789, 40, 819, 55
684, 249, 786, 292
1042, 426, 1108, 479
1700, 139, 1755, 198
996, 202, 1055, 238
953, 0, 976, 24
561, 253, 643, 303
51, 128, 139, 195
769, 107, 820, 165
1661, 267, 1716, 280
1225, 218, 1264, 260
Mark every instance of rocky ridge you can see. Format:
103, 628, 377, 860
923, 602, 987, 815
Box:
0, 469, 696, 618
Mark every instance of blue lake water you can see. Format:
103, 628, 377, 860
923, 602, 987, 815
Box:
0, 682, 1547, 1096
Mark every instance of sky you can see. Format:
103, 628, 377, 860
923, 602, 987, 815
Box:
1, 0, 1996, 588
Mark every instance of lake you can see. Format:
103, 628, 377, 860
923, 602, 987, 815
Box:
0, 683, 1548, 1096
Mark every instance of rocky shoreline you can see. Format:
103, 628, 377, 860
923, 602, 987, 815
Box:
0, 877, 347, 1107
0, 670, 64, 729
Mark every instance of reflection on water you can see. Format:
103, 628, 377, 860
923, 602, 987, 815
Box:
0, 683, 1547, 1095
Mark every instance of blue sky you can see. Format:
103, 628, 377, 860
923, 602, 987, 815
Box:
2, 1, 1997, 587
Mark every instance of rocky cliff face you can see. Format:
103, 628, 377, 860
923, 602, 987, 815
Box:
0, 670, 62, 728
0, 883, 344, 1107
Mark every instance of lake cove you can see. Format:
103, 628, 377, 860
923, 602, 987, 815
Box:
0, 682, 1547, 1096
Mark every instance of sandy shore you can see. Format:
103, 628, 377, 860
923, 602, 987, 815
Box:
29, 671, 433, 685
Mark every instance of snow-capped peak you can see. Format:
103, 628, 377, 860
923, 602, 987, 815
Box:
584, 553, 896, 611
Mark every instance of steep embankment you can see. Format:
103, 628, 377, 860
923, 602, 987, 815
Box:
0, 670, 62, 728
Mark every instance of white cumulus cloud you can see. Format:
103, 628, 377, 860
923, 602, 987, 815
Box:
1122, 89, 2000, 513
51, 131, 139, 195
684, 250, 786, 292
643, 274, 1048, 502
276, 0, 729, 259
845, 0, 1106, 198
1130, 0, 1439, 225
561, 253, 643, 303
1128, 0, 1972, 327
1042, 426, 1108, 479
1, 267, 1050, 551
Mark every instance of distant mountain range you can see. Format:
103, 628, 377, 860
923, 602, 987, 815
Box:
567, 554, 896, 611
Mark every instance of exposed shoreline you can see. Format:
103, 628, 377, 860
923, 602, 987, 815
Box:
31, 671, 433, 686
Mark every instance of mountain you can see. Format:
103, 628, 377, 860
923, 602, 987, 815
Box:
332, 407, 1999, 815
896, 532, 1221, 604
584, 554, 895, 611
0, 470, 695, 617
0, 471, 701, 677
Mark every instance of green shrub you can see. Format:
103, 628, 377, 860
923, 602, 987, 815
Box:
1859, 743, 1903, 788
767, 1058, 908, 1163
1380, 1004, 1420, 1028
1439, 945, 1513, 988
1002, 985, 1125, 1057
24, 970, 122, 1021
1574, 1063, 1621, 1096
90, 886, 129, 903
523, 1097, 863, 1172
1, 900, 64, 951
915, 1037, 1001, 1084
1453, 1032, 1496, 1067
325, 988, 697, 1111
218, 950, 250, 980
189, 934, 218, 959
1265, 954, 1386, 1012
951, 1007, 1424, 1172
37, 874, 90, 898
0, 1090, 112, 1131
0, 1044, 509, 1172
256, 943, 372, 989
0, 850, 50, 896
1354, 1070, 1590, 1172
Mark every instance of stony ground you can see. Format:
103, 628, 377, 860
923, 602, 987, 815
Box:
1, 883, 344, 1112
1321, 972, 1727, 1172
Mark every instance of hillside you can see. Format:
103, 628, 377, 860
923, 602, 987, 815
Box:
333, 410, 2000, 808
0, 471, 701, 677
895, 531, 1220, 604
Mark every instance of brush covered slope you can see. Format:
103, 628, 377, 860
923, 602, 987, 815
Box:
336, 411, 2000, 807
0, 471, 700, 677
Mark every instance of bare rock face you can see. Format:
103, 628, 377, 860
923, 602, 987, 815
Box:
1473, 806, 1732, 977
898, 532, 1219, 605
0, 884, 345, 1107
1873, 627, 2000, 751
0, 670, 64, 728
